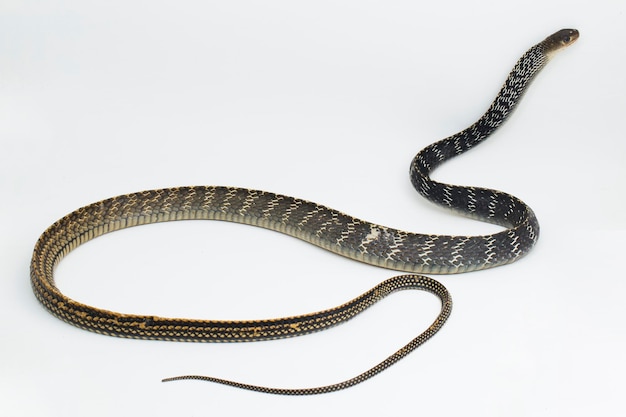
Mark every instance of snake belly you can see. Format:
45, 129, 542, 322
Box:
30, 29, 578, 395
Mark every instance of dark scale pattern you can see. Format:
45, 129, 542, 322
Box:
30, 29, 578, 395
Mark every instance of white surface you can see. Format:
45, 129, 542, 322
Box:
1, 1, 625, 416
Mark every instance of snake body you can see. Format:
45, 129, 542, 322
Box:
30, 29, 578, 395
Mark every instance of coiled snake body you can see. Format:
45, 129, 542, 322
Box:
30, 29, 578, 395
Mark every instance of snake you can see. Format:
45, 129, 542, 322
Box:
30, 29, 578, 395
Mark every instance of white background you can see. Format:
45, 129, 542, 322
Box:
1, 1, 624, 416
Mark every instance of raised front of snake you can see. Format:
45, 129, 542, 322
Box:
30, 29, 578, 395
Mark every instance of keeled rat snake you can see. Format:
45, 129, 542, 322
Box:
30, 29, 579, 395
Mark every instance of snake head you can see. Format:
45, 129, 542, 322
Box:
542, 29, 579, 56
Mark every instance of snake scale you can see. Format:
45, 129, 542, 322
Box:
30, 29, 578, 395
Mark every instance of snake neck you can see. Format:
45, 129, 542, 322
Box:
409, 44, 548, 229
